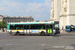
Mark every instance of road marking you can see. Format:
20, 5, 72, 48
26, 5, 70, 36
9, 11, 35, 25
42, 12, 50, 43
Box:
47, 36, 53, 38
6, 44, 18, 46
42, 44, 45, 46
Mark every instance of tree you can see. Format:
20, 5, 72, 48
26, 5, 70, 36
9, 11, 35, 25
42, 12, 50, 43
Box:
36, 20, 40, 22
0, 21, 7, 28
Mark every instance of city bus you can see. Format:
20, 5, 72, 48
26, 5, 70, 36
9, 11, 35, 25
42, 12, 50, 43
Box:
65, 25, 75, 32
7, 21, 60, 36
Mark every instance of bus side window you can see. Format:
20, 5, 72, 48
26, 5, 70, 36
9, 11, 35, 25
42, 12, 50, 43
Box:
16, 27, 18, 30
38, 28, 39, 30
21, 28, 23, 30
50, 25, 52, 29
41, 27, 43, 30
46, 25, 49, 28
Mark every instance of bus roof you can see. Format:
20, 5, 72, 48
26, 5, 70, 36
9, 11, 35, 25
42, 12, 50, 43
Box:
8, 22, 55, 25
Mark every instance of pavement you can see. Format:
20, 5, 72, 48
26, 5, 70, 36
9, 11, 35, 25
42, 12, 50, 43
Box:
0, 30, 7, 33
0, 32, 75, 50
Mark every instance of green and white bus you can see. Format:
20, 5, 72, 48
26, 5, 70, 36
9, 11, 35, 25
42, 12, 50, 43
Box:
7, 21, 60, 36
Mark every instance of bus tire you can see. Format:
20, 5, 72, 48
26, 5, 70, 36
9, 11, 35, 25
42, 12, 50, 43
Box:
41, 32, 45, 36
10, 31, 12, 34
68, 31, 70, 33
16, 31, 20, 36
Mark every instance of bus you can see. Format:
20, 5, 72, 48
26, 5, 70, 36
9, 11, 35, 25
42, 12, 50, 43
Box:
65, 25, 75, 32
7, 21, 60, 36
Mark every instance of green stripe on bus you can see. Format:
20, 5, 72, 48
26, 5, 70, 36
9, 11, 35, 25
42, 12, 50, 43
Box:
50, 29, 52, 33
47, 29, 52, 33
48, 29, 50, 33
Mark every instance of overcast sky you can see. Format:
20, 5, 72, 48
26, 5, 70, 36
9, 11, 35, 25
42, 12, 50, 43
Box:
0, 0, 51, 21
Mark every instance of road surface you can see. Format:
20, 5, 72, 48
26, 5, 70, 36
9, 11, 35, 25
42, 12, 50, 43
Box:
0, 32, 75, 50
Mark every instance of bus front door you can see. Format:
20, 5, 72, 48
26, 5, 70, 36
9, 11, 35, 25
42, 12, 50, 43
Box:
46, 24, 53, 35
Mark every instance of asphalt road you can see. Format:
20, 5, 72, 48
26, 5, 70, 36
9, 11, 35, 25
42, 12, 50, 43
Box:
0, 32, 75, 50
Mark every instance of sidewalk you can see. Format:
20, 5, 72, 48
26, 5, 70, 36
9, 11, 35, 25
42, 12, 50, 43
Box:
60, 30, 75, 34
0, 30, 7, 33
60, 30, 68, 34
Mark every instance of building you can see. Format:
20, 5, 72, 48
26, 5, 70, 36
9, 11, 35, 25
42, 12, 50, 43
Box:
50, 0, 61, 21
50, 0, 75, 30
0, 15, 34, 23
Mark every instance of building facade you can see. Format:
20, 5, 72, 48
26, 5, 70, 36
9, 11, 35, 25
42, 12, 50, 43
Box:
0, 15, 34, 23
50, 0, 61, 21
50, 0, 75, 30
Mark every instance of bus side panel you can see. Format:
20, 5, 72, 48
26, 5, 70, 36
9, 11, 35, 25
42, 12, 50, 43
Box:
39, 30, 46, 32
7, 30, 11, 34
12, 30, 24, 34
30, 29, 46, 33
7, 24, 10, 30
30, 30, 39, 33
23, 30, 30, 34
23, 30, 26, 33
65, 29, 70, 32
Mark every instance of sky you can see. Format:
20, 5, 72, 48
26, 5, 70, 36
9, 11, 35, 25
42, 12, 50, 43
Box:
0, 0, 51, 21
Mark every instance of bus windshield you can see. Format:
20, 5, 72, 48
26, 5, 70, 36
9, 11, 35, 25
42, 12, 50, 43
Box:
54, 24, 59, 30
66, 26, 70, 29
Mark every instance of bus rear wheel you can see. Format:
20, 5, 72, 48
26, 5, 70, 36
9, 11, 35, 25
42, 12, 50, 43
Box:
16, 31, 20, 36
10, 31, 12, 34
41, 32, 45, 36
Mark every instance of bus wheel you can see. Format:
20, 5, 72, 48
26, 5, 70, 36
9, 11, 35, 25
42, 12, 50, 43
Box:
15, 34, 17, 35
67, 31, 70, 33
10, 31, 12, 34
17, 33, 20, 36
16, 31, 20, 36
41, 32, 45, 36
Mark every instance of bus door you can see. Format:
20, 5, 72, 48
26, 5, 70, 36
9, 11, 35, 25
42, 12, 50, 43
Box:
24, 25, 30, 34
46, 24, 53, 34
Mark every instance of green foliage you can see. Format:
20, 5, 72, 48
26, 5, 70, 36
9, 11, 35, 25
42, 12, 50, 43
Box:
0, 21, 7, 28
36, 20, 40, 22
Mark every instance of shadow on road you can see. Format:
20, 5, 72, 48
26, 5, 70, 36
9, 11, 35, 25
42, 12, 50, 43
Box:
11, 34, 61, 37
8, 33, 75, 37
71, 44, 75, 47
0, 47, 2, 50
60, 33, 75, 36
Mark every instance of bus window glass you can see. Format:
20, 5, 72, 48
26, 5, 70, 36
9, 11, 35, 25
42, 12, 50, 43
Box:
16, 25, 23, 30
10, 25, 23, 30
30, 24, 45, 29
10, 25, 15, 30
24, 25, 26, 29
46, 25, 50, 28
46, 25, 52, 29
31, 24, 39, 29
50, 25, 52, 29
71, 26, 74, 28
39, 24, 45, 29
66, 26, 70, 29
55, 24, 59, 28
24, 25, 29, 29
27, 25, 29, 29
